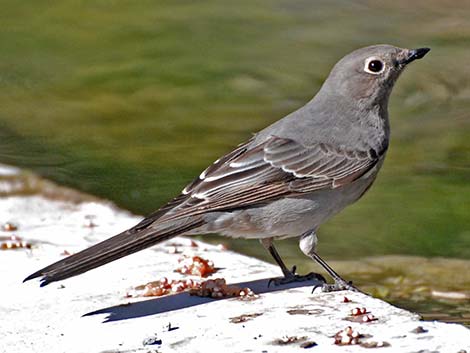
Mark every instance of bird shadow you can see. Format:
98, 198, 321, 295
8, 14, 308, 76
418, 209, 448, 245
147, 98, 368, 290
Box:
84, 277, 323, 322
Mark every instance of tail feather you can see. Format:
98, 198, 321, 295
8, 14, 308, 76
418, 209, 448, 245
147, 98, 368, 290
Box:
24, 218, 204, 286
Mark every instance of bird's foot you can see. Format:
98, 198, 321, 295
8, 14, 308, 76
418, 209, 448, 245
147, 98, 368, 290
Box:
312, 278, 359, 293
268, 266, 326, 287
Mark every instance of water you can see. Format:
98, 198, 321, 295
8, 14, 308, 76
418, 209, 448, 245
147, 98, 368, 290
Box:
0, 0, 469, 324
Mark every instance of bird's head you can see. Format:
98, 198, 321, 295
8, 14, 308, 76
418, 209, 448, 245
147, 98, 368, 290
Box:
320, 45, 430, 108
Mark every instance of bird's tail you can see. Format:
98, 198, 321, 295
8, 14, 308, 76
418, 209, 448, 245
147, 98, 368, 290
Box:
23, 218, 204, 286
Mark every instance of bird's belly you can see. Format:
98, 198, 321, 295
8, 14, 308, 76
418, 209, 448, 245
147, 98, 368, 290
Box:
198, 197, 322, 239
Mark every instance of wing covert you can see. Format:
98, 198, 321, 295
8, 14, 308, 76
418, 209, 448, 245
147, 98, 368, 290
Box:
154, 135, 382, 223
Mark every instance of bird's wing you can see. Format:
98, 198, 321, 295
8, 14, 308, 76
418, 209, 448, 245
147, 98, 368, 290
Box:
156, 135, 382, 222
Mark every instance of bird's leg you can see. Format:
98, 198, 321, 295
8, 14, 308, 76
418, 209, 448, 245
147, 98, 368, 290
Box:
308, 251, 359, 292
300, 230, 359, 293
260, 238, 326, 286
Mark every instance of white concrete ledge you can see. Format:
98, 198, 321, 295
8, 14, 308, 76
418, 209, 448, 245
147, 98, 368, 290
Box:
1, 168, 469, 352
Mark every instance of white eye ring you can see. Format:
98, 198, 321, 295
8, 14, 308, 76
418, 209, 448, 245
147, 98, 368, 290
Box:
364, 57, 385, 75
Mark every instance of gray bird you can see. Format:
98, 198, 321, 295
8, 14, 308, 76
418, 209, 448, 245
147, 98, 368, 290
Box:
25, 44, 430, 291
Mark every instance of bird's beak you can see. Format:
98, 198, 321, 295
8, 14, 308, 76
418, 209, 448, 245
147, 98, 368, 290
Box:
398, 47, 431, 65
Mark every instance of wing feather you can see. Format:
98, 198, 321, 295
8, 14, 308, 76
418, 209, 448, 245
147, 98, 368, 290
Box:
155, 135, 382, 223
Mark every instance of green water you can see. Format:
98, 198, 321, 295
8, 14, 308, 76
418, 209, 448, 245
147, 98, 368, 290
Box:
0, 0, 469, 323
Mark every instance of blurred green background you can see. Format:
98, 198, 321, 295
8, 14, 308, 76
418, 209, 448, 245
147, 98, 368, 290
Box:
0, 0, 469, 318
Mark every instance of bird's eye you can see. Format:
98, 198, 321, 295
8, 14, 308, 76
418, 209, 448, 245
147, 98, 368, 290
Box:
364, 58, 385, 74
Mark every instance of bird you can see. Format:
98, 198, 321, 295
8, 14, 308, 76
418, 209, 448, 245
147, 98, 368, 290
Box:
24, 44, 430, 291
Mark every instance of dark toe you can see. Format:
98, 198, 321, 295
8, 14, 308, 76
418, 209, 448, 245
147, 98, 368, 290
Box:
269, 271, 326, 287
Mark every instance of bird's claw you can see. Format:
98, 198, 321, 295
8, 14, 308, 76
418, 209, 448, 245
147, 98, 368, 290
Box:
268, 268, 326, 287
311, 278, 358, 293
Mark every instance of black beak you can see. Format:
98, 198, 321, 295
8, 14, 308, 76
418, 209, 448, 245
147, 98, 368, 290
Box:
399, 47, 431, 65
